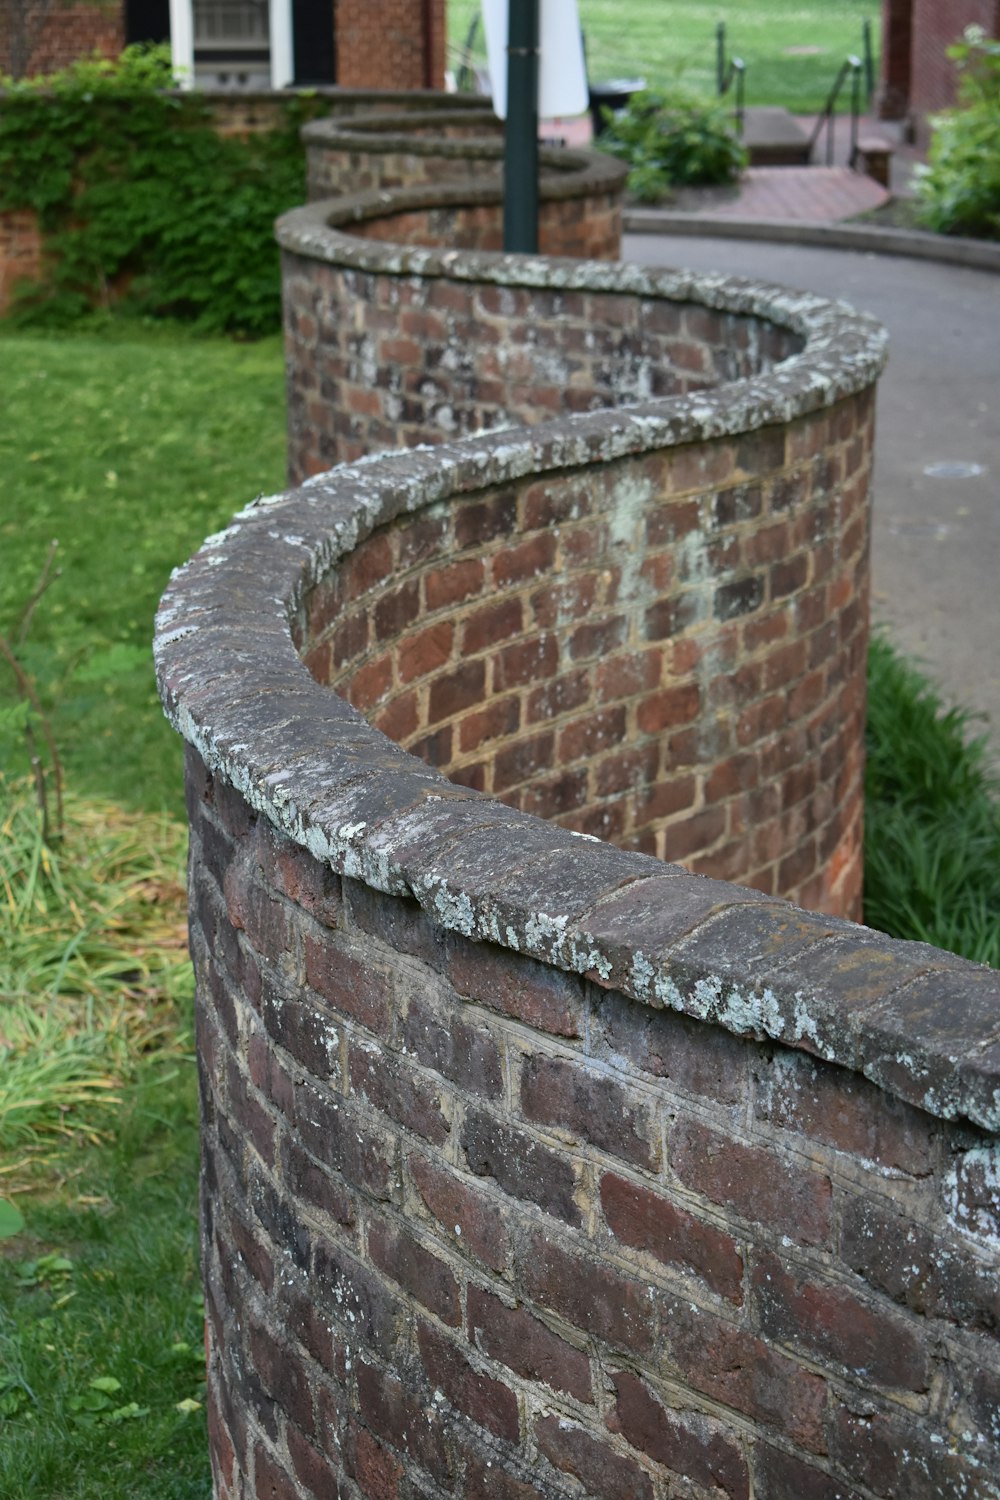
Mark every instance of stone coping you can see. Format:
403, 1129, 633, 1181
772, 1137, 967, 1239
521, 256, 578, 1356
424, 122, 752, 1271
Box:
301, 106, 501, 145
155, 279, 999, 1132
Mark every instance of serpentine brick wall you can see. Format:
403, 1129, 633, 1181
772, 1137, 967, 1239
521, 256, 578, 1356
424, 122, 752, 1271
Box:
155, 102, 1000, 1500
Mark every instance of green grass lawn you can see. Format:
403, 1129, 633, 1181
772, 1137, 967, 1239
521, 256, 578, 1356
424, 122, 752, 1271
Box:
447, 0, 880, 115
0, 325, 286, 816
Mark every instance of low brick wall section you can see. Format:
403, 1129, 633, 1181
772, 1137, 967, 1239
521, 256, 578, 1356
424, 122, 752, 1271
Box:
157, 389, 1000, 1500
0, 208, 43, 314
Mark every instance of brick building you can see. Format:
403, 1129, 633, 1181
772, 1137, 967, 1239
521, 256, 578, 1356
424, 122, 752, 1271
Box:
0, 0, 445, 89
879, 0, 1000, 132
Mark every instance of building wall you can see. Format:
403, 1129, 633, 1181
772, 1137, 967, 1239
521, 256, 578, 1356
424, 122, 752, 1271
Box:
0, 1, 121, 79
879, 0, 1000, 127
336, 0, 445, 90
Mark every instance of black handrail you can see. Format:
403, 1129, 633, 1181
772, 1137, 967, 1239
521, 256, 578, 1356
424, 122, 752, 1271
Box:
455, 12, 481, 93
809, 55, 863, 168
715, 21, 747, 132
862, 18, 875, 107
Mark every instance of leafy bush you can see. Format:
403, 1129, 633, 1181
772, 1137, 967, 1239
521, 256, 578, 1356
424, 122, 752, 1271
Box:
914, 27, 1000, 240
0, 46, 322, 335
864, 635, 1000, 966
597, 86, 747, 203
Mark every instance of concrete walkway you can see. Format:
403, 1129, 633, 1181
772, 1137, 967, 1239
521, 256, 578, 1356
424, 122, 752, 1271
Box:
664, 165, 887, 221
624, 230, 1000, 754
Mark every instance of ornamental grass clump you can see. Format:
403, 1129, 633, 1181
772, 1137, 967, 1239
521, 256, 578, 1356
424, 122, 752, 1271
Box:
597, 85, 747, 203
915, 26, 1000, 240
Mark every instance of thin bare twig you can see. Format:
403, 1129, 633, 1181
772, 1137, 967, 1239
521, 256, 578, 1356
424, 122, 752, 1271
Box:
0, 633, 64, 840
16, 539, 60, 648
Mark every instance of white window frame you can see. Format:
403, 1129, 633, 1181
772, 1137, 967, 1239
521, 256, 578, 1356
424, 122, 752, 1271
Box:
168, 0, 294, 90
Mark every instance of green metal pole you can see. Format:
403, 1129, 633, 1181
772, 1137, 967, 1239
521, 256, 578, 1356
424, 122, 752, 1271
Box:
503, 0, 540, 254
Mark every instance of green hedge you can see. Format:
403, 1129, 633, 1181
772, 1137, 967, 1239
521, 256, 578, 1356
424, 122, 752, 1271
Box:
0, 47, 323, 336
915, 27, 1000, 241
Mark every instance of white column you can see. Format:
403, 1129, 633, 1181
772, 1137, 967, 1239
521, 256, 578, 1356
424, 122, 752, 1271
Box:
168, 0, 195, 88
269, 0, 294, 89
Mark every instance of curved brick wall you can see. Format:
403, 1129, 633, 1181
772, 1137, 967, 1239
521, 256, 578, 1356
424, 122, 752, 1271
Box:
156, 423, 1000, 1500
156, 96, 1000, 1500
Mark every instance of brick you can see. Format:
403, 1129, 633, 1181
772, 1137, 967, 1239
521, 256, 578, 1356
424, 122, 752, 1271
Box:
831, 1406, 993, 1500
397, 620, 454, 684
254, 1440, 298, 1499
493, 633, 558, 690
349, 1424, 404, 1500
754, 1445, 864, 1500
425, 558, 484, 610
349, 1040, 450, 1145
459, 695, 520, 752
312, 1235, 402, 1352
461, 597, 523, 657
454, 490, 517, 549
610, 1370, 749, 1500
664, 1296, 827, 1452
261, 988, 339, 1079
518, 1231, 656, 1354
294, 1080, 394, 1200
304, 939, 391, 1034
492, 730, 555, 792
519, 1053, 658, 1170
635, 682, 700, 734
428, 659, 485, 724
841, 1196, 1000, 1333
671, 1116, 831, 1248
403, 990, 503, 1096
756, 1050, 935, 1174
409, 1154, 510, 1273
417, 1322, 519, 1441
347, 654, 393, 711
367, 1215, 461, 1327
447, 937, 582, 1037
373, 578, 420, 642
492, 532, 557, 587
462, 1452, 548, 1500
248, 1318, 315, 1439
461, 1105, 581, 1225
753, 1251, 930, 1392
601, 1172, 743, 1303
356, 1360, 452, 1486
535, 1415, 653, 1500
557, 705, 626, 763
286, 1425, 343, 1500
595, 990, 751, 1108
526, 668, 591, 724
468, 1285, 592, 1403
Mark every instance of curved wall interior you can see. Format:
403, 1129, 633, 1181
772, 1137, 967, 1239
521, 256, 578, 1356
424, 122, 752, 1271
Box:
156, 102, 1000, 1500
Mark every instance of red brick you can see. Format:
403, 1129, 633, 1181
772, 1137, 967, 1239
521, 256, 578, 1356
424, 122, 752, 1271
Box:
462, 1452, 548, 1500
347, 655, 393, 711
409, 1154, 510, 1273
248, 1319, 315, 1439
468, 1285, 592, 1402
671, 1116, 831, 1248
447, 937, 582, 1037
753, 1252, 930, 1392
520, 1053, 658, 1170
755, 1445, 864, 1500
493, 633, 558, 690
350, 1424, 403, 1500
526, 668, 591, 724
557, 705, 626, 764
492, 532, 557, 587
610, 1370, 749, 1499
349, 1041, 450, 1145
305, 939, 391, 1034
425, 558, 484, 610
367, 1217, 461, 1327
756, 1050, 934, 1174
535, 1415, 653, 1500
461, 597, 523, 656
664, 1296, 827, 1452
356, 1361, 452, 1487
417, 1322, 519, 1441
459, 695, 520, 753
287, 1425, 344, 1500
461, 1105, 581, 1225
600, 1172, 743, 1303
636, 683, 701, 734
292, 1083, 394, 1201
428, 660, 485, 724
254, 1440, 299, 1499
518, 1231, 656, 1354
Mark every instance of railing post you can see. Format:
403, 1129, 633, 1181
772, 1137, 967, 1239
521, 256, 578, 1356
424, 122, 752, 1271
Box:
735, 59, 745, 133
862, 18, 874, 106
849, 56, 861, 168
504, 0, 540, 255
716, 21, 725, 94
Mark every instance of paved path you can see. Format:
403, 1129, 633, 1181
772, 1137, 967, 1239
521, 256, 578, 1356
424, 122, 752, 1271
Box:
624, 232, 1000, 752
666, 165, 887, 221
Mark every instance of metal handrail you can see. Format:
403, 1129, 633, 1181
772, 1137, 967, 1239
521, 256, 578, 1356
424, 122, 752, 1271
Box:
808, 55, 863, 168
715, 22, 747, 132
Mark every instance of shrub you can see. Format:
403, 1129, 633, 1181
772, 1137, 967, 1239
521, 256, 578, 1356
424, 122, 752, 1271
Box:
0, 46, 321, 335
864, 635, 1000, 966
597, 86, 747, 203
914, 26, 1000, 240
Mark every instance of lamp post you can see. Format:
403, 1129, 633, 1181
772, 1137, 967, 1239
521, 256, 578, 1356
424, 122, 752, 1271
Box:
503, 0, 540, 253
